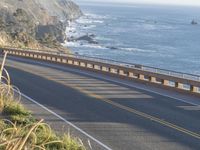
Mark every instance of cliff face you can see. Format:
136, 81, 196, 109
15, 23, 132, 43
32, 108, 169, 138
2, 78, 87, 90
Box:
0, 0, 82, 52
0, 0, 82, 25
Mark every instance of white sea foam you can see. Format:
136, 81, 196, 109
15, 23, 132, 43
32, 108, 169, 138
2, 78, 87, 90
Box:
65, 12, 107, 42
142, 24, 157, 30
119, 47, 156, 53
63, 40, 107, 50
83, 25, 97, 29
64, 12, 112, 51
76, 18, 104, 24
75, 13, 107, 25
95, 36, 113, 41
62, 41, 80, 47
159, 25, 174, 30
84, 13, 110, 19
81, 44, 107, 49
149, 44, 176, 51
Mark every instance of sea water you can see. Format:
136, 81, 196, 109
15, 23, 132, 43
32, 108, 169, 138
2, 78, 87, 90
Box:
63, 2, 200, 75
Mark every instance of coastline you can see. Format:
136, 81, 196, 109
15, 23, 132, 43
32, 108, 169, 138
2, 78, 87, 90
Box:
0, 0, 83, 54
63, 3, 200, 75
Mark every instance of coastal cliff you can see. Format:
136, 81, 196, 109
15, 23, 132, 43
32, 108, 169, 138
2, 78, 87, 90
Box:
0, 0, 82, 52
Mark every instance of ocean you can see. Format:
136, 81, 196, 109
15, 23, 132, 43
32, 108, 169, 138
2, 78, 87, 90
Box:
63, 2, 200, 75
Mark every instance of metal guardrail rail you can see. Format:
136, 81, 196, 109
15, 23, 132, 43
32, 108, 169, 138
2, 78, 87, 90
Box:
1, 46, 200, 94
3, 46, 200, 82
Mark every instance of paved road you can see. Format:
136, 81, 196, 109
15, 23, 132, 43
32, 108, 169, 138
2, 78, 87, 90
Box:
3, 56, 200, 150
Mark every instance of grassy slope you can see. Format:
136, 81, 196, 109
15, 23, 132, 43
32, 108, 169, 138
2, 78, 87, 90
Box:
0, 91, 85, 150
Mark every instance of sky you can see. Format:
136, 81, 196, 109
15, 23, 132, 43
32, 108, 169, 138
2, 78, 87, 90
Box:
74, 0, 200, 6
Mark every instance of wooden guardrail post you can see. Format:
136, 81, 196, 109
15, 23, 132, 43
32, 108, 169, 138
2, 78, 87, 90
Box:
149, 76, 157, 83
175, 82, 183, 89
138, 74, 145, 80
190, 85, 198, 92
57, 58, 62, 62
3, 48, 200, 95
161, 79, 169, 86
83, 62, 86, 67
0, 51, 8, 82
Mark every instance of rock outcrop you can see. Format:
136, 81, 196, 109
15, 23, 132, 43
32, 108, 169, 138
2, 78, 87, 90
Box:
0, 0, 82, 52
191, 19, 198, 25
69, 34, 99, 44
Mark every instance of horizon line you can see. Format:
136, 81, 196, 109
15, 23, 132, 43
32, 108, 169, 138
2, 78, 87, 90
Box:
74, 0, 200, 7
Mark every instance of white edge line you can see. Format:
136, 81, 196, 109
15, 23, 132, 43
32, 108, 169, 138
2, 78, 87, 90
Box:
7, 57, 200, 150
18, 91, 112, 150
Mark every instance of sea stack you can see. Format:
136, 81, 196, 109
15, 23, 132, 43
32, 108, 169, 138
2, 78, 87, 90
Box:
191, 19, 198, 25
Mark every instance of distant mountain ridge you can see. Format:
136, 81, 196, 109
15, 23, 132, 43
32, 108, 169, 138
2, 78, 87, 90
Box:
0, 0, 82, 51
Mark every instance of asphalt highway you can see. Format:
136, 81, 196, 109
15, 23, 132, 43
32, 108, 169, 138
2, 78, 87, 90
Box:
3, 56, 200, 150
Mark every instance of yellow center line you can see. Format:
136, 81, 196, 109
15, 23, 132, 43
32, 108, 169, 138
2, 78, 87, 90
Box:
10, 64, 200, 140
86, 90, 200, 140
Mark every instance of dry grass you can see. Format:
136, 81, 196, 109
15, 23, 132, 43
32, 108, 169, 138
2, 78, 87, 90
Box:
0, 53, 86, 150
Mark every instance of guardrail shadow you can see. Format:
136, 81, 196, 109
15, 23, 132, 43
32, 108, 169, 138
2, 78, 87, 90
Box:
6, 63, 200, 150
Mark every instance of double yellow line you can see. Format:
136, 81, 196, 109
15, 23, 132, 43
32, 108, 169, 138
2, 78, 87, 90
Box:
104, 98, 200, 139
11, 62, 200, 140
83, 89, 200, 140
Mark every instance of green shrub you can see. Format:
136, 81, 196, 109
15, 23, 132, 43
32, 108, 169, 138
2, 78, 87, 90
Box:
0, 95, 85, 150
3, 100, 30, 116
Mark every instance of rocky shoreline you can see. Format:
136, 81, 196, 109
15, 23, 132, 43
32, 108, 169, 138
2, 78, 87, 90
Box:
68, 33, 98, 44
0, 0, 82, 53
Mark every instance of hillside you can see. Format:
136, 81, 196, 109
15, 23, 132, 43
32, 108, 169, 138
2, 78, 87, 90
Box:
0, 0, 82, 52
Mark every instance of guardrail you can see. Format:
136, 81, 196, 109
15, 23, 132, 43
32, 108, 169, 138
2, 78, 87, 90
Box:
1, 47, 200, 95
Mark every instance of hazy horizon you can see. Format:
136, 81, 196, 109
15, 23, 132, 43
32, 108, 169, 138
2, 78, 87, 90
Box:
74, 0, 200, 6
